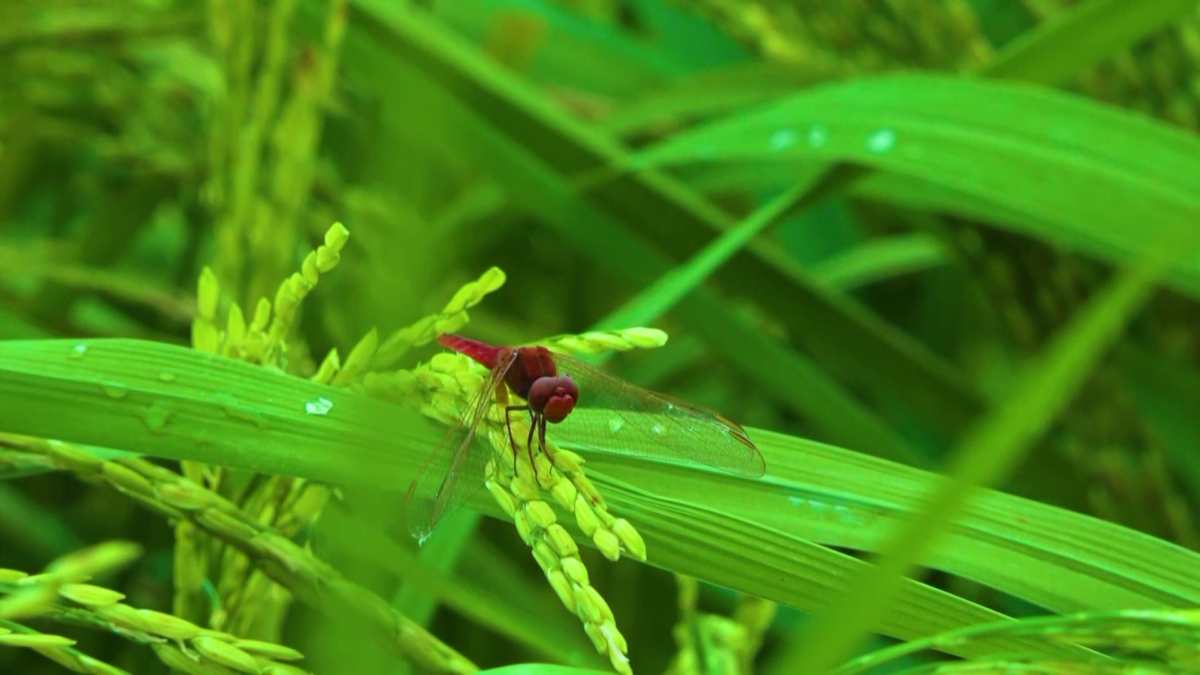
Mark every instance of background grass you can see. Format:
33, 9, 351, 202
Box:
5, 0, 1200, 673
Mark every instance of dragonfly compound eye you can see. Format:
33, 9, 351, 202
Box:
530, 376, 578, 423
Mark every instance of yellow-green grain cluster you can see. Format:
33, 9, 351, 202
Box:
349, 269, 679, 672
69, 219, 487, 671
0, 540, 308, 674
537, 328, 669, 355
484, 435, 642, 674
0, 620, 126, 675
0, 540, 142, 623
181, 221, 351, 640
204, 0, 349, 308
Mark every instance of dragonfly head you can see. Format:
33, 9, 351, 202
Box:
529, 375, 579, 424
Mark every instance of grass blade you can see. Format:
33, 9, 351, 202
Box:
782, 223, 1199, 672
978, 0, 1200, 85
638, 74, 1200, 300
590, 164, 867, 352
0, 338, 435, 487
808, 233, 952, 292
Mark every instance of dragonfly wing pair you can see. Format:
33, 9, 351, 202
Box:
404, 350, 519, 541
405, 342, 767, 541
546, 353, 766, 478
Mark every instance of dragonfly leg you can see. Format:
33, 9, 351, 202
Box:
538, 416, 557, 469
504, 405, 529, 477
525, 411, 541, 484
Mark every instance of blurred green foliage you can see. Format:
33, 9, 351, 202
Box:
6, 0, 1200, 673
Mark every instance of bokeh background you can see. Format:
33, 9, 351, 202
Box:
5, 1, 1200, 674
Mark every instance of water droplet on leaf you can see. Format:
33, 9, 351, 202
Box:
69, 344, 88, 360
768, 128, 798, 151
651, 424, 664, 435
608, 418, 624, 432
158, 372, 176, 383
305, 396, 333, 416
142, 401, 175, 435
100, 381, 127, 399
215, 392, 268, 429
866, 128, 896, 153
807, 124, 828, 148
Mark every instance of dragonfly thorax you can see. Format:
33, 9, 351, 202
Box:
528, 375, 579, 423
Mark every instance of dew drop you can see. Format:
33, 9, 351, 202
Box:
608, 418, 624, 432
866, 128, 896, 153
807, 123, 828, 148
142, 401, 175, 435
158, 372, 176, 383
305, 396, 333, 416
69, 344, 88, 360
768, 128, 798, 151
651, 424, 664, 435
215, 392, 268, 429
100, 381, 127, 399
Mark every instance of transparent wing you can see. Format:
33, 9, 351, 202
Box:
547, 353, 766, 477
404, 351, 518, 541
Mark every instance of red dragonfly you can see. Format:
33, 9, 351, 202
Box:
405, 333, 767, 541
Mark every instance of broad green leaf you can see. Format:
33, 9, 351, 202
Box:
978, 0, 1200, 86
0, 339, 435, 486
573, 425, 1200, 618
6, 338, 1200, 659
636, 74, 1200, 300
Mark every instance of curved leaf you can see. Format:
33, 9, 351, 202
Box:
5, 339, 1199, 659
637, 74, 1200, 300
